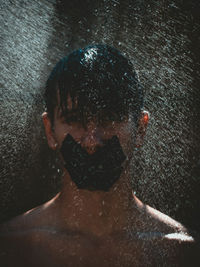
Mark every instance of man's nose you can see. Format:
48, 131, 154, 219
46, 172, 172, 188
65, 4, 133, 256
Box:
82, 122, 104, 154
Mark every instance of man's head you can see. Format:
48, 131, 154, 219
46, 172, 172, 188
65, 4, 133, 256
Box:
42, 44, 149, 191
44, 44, 143, 127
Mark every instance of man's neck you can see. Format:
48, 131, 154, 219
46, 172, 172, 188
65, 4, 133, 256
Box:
53, 169, 143, 237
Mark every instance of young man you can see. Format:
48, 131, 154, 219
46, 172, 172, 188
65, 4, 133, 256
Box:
0, 44, 199, 266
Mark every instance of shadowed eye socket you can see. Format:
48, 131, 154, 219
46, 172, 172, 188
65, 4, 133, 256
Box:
59, 108, 128, 128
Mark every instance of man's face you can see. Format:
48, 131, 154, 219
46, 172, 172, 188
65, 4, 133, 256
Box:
43, 94, 148, 190
52, 95, 136, 161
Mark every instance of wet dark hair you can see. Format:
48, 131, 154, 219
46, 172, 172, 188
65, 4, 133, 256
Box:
44, 44, 143, 127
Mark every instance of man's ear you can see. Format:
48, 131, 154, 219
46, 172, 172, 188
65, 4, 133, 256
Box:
135, 110, 149, 148
42, 112, 57, 150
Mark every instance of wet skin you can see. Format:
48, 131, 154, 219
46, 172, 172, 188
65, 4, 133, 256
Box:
0, 98, 199, 266
0, 194, 198, 267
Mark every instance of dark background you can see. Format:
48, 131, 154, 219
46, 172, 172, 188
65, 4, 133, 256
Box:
0, 0, 200, 232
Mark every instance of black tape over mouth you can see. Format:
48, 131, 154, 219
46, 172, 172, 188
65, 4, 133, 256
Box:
60, 134, 126, 191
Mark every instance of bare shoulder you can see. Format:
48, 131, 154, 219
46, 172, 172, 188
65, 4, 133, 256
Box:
133, 197, 200, 266
134, 195, 188, 233
140, 230, 200, 267
0, 194, 59, 249
0, 207, 44, 235
0, 201, 48, 246
0, 193, 59, 235
0, 197, 59, 266
145, 203, 187, 232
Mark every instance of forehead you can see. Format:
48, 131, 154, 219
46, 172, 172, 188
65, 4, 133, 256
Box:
55, 90, 131, 121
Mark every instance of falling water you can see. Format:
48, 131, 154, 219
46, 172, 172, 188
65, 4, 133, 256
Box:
0, 0, 200, 232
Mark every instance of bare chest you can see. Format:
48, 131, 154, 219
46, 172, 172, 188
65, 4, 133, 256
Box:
18, 231, 165, 267
1, 230, 178, 267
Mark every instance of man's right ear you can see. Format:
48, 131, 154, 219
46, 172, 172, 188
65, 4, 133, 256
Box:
42, 112, 57, 150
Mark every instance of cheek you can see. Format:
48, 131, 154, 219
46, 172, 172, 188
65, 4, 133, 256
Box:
117, 126, 135, 155
53, 122, 70, 146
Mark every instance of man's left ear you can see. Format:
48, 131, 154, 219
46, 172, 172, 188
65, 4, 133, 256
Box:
135, 110, 149, 148
42, 112, 58, 151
